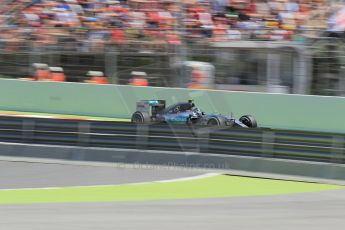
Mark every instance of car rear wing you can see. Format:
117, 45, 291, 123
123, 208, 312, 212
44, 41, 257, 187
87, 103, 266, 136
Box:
136, 100, 166, 114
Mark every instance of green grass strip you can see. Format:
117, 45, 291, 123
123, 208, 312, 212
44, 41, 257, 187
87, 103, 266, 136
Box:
0, 175, 342, 205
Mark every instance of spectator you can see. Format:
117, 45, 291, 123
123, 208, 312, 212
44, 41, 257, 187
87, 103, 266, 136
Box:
85, 71, 109, 84
32, 63, 51, 81
129, 71, 148, 86
49, 67, 66, 82
0, 0, 339, 51
285, 0, 299, 13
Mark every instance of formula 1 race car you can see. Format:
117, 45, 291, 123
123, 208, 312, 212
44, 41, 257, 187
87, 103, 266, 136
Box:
131, 100, 257, 128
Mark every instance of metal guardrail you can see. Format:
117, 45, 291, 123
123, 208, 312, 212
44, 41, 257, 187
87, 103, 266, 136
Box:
0, 115, 344, 164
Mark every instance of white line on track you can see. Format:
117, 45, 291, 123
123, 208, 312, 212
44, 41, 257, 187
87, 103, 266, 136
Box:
155, 172, 219, 183
0, 173, 220, 191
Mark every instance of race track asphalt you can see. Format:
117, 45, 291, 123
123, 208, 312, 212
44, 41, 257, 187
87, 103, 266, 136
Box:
1, 190, 345, 230
1, 159, 345, 230
0, 160, 204, 189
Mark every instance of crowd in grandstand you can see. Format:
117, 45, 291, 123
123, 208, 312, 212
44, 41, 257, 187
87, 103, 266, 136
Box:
0, 0, 344, 51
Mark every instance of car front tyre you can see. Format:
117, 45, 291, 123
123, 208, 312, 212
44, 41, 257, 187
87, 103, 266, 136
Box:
239, 115, 257, 128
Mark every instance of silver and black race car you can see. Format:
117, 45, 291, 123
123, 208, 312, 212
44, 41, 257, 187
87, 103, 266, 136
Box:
131, 100, 257, 128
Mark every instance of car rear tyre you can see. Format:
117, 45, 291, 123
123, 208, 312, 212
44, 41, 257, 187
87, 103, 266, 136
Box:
131, 111, 150, 124
207, 117, 220, 126
239, 115, 257, 128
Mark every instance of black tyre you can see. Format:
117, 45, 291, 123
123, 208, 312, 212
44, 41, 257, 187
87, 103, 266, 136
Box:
131, 111, 150, 124
186, 115, 199, 125
207, 117, 220, 126
207, 116, 227, 127
239, 115, 257, 128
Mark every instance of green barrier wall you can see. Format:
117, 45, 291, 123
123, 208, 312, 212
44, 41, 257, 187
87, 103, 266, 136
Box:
1, 78, 345, 133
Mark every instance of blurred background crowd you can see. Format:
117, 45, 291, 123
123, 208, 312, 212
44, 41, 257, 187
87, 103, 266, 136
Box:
0, 0, 344, 96
0, 0, 344, 51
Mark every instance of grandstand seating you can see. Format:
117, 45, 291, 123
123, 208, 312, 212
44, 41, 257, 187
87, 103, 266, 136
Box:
0, 0, 342, 51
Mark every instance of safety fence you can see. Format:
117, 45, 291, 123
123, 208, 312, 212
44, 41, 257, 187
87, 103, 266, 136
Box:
311, 37, 345, 96
0, 115, 344, 164
0, 36, 344, 95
